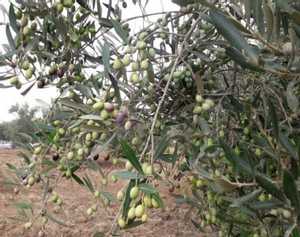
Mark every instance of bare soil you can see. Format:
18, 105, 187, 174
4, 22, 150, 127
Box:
0, 149, 207, 237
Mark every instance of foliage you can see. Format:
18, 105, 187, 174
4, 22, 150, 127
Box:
0, 0, 300, 236
0, 103, 39, 144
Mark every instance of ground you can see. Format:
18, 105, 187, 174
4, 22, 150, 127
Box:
0, 149, 207, 237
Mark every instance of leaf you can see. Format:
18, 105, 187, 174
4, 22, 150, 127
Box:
46, 213, 69, 227
112, 170, 142, 180
263, 0, 274, 40
210, 9, 259, 65
267, 97, 279, 140
14, 202, 32, 210
219, 140, 253, 176
253, 0, 264, 35
71, 173, 85, 186
82, 175, 94, 193
255, 173, 286, 202
80, 114, 103, 121
286, 81, 299, 113
279, 132, 298, 160
122, 180, 135, 218
139, 183, 158, 195
283, 170, 300, 213
225, 47, 263, 72
76, 0, 91, 11
21, 82, 35, 96
6, 24, 15, 49
230, 189, 262, 208
93, 232, 105, 237
120, 140, 144, 174
111, 19, 129, 44
151, 192, 164, 208
97, 0, 102, 20
101, 41, 110, 73
9, 4, 18, 33
6, 163, 17, 171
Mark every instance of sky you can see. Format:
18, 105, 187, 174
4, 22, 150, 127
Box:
0, 1, 178, 122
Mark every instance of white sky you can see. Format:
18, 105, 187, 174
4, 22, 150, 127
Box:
0, 0, 178, 122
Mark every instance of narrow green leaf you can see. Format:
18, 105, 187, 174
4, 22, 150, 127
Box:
286, 81, 299, 113
71, 173, 85, 186
8, 4, 18, 33
219, 140, 253, 176
112, 171, 142, 180
82, 175, 94, 193
101, 42, 110, 73
46, 213, 69, 227
6, 24, 15, 49
122, 180, 135, 218
230, 189, 262, 208
210, 9, 258, 65
267, 97, 279, 140
255, 173, 286, 202
120, 140, 144, 174
139, 183, 158, 195
279, 132, 298, 160
111, 19, 129, 44
14, 202, 32, 210
283, 170, 300, 212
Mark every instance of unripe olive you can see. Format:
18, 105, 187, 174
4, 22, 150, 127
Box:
9, 76, 19, 85
100, 109, 109, 120
140, 59, 149, 70
24, 68, 33, 79
134, 204, 144, 218
92, 101, 104, 110
124, 161, 133, 171
20, 16, 28, 27
117, 217, 126, 228
56, 197, 63, 206
282, 209, 291, 219
143, 195, 152, 208
34, 146, 42, 155
127, 207, 136, 219
137, 40, 147, 50
193, 106, 202, 114
148, 48, 155, 58
117, 190, 124, 201
255, 148, 262, 157
28, 176, 35, 186
102, 178, 108, 185
195, 94, 203, 103
112, 58, 123, 70
58, 128, 65, 135
111, 175, 118, 183
145, 165, 153, 176
141, 213, 148, 222
67, 151, 74, 160
24, 221, 32, 229
131, 62, 139, 71
130, 72, 139, 84
15, 9, 22, 19
122, 54, 131, 66
130, 186, 139, 199
62, 0, 74, 8
86, 207, 93, 216
151, 198, 159, 208
55, 3, 64, 13
124, 120, 132, 130
94, 190, 100, 198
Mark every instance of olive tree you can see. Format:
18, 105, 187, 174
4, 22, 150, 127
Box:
1, 0, 300, 236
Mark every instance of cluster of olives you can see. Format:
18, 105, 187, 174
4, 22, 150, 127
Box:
116, 185, 160, 228
193, 94, 215, 115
